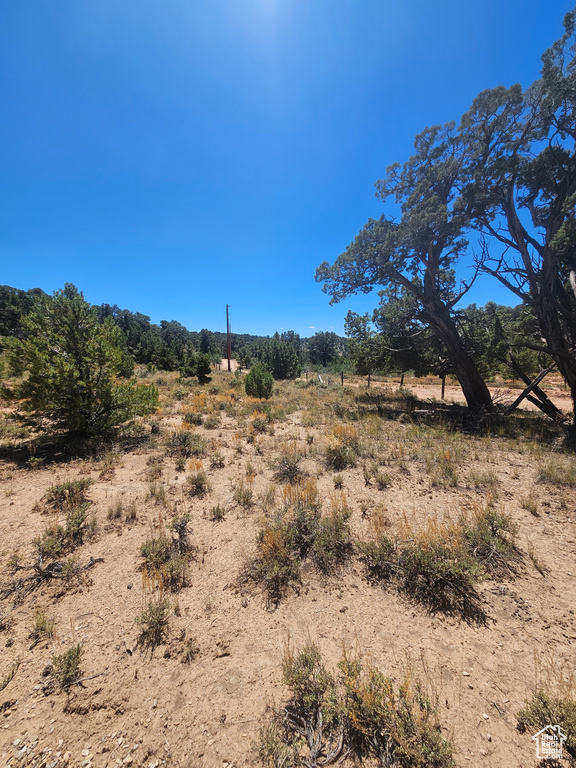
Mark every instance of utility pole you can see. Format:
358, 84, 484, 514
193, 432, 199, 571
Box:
226, 304, 232, 372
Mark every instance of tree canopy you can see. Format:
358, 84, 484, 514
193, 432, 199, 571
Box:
5, 284, 159, 435
317, 6, 576, 422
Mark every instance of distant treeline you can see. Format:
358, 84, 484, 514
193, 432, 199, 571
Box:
0, 284, 348, 373
0, 283, 548, 383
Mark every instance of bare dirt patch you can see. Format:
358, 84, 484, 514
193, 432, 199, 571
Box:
0, 372, 575, 767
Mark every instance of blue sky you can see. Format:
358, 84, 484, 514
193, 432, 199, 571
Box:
0, 1, 572, 336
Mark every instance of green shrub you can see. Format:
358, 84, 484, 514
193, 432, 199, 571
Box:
5, 284, 158, 435
245, 523, 301, 607
167, 429, 207, 457
339, 651, 454, 767
359, 519, 484, 621
311, 507, 353, 574
517, 689, 576, 761
183, 411, 203, 426
460, 502, 520, 576
136, 596, 170, 649
272, 446, 303, 483
47, 644, 83, 690
245, 364, 274, 399
325, 443, 357, 470
45, 478, 92, 510
258, 643, 454, 768
34, 502, 91, 559
140, 534, 189, 591
186, 469, 210, 496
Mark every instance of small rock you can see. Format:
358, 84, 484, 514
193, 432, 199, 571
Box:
487, 734, 492, 742
462, 671, 470, 676
13, 739, 21, 747
482, 713, 489, 720
479, 749, 487, 756
82, 749, 90, 757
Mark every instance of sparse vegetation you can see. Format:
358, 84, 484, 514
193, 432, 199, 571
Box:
136, 596, 170, 650
256, 642, 454, 768
45, 644, 83, 691
517, 690, 576, 762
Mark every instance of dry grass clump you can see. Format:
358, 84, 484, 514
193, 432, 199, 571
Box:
29, 608, 55, 644
234, 476, 254, 508
360, 516, 484, 621
186, 459, 210, 496
244, 481, 353, 605
424, 447, 460, 488
360, 498, 520, 620
135, 594, 171, 651
44, 478, 92, 510
460, 500, 521, 577
43, 644, 83, 691
273, 441, 305, 483
139, 513, 193, 592
323, 422, 361, 470
256, 642, 454, 768
537, 455, 576, 486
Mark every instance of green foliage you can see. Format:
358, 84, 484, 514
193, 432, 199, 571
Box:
339, 651, 455, 767
195, 352, 212, 384
257, 333, 302, 380
517, 689, 576, 761
311, 506, 353, 574
359, 519, 484, 620
236, 345, 253, 369
306, 331, 341, 367
45, 478, 92, 510
272, 444, 303, 483
34, 503, 91, 559
5, 284, 158, 435
179, 350, 212, 384
140, 527, 190, 592
246, 520, 301, 607
136, 596, 170, 650
325, 443, 357, 470
47, 644, 83, 690
460, 502, 520, 577
186, 468, 210, 496
245, 363, 274, 399
282, 642, 339, 725
166, 429, 207, 457
259, 643, 454, 768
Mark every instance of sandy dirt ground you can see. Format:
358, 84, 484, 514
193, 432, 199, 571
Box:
0, 371, 575, 768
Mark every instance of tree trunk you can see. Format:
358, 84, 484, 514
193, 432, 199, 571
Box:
423, 298, 493, 413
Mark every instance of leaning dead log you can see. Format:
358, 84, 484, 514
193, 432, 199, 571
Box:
504, 359, 565, 422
